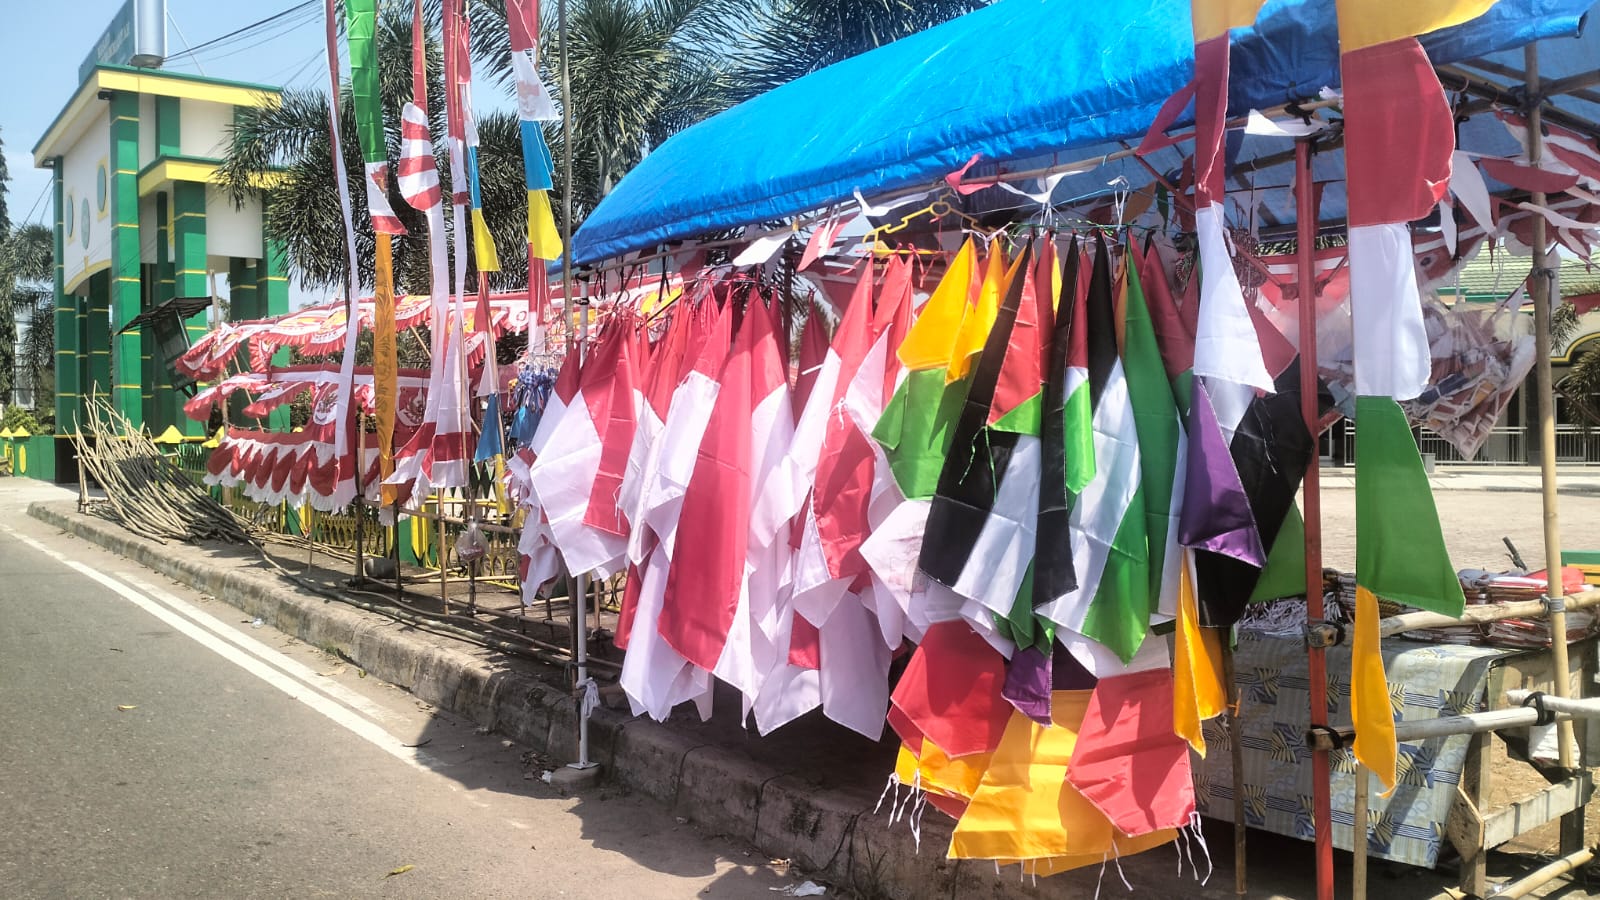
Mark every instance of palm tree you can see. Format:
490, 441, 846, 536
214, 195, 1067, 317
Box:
0, 224, 53, 410
221, 0, 987, 293
731, 0, 990, 101
471, 0, 752, 224
217, 4, 529, 294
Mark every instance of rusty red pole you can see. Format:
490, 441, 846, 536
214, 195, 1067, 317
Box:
1295, 137, 1334, 900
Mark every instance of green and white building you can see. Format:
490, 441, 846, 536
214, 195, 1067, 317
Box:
30, 0, 287, 477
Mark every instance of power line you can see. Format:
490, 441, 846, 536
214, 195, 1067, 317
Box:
162, 1, 319, 64
169, 6, 322, 67
20, 177, 51, 228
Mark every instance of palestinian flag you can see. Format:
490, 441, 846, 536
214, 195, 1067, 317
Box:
1121, 245, 1186, 627
1339, 0, 1484, 790
1032, 240, 1091, 622
874, 239, 980, 500
1190, 359, 1314, 627
1038, 238, 1150, 673
919, 245, 1034, 616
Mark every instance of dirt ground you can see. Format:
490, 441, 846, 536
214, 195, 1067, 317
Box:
1321, 486, 1600, 868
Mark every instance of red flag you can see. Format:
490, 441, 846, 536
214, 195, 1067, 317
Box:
1066, 669, 1196, 837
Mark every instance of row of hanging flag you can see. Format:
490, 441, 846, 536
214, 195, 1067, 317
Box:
206, 0, 563, 513
501, 228, 1442, 872
501, 0, 1509, 871
195, 0, 1508, 874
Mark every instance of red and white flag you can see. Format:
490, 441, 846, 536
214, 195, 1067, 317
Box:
658, 296, 794, 713
617, 300, 732, 721
529, 320, 636, 579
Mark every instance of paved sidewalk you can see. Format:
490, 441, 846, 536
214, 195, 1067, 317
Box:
1319, 464, 1600, 493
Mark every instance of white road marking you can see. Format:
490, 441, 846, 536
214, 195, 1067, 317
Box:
113, 572, 401, 725
4, 525, 436, 773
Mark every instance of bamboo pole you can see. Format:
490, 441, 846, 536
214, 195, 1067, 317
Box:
1506, 689, 1600, 718
1352, 764, 1370, 900
1295, 136, 1336, 900
1380, 588, 1600, 638
1495, 846, 1596, 900
1524, 42, 1583, 854
438, 506, 449, 616
1221, 643, 1248, 898
1306, 706, 1575, 749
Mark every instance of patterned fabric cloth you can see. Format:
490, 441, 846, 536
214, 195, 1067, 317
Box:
1194, 630, 1500, 867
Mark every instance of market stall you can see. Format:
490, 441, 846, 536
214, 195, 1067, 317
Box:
535, 1, 1600, 897
185, 0, 1600, 896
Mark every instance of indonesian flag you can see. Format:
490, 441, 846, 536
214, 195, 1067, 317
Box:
761, 258, 914, 738
584, 321, 643, 539
786, 259, 878, 620
618, 300, 731, 721
1339, 0, 1486, 791
839, 260, 920, 654
658, 297, 794, 713
319, 0, 362, 493
791, 302, 830, 416
528, 320, 634, 579
618, 302, 699, 568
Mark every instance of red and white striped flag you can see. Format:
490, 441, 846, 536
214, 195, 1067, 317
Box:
397, 103, 443, 212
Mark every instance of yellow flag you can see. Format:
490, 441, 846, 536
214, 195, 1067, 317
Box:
946, 244, 1010, 383
1351, 586, 1398, 793
915, 739, 991, 803
897, 238, 978, 370
949, 693, 1177, 866
1173, 550, 1228, 755
528, 190, 564, 261
1335, 0, 1498, 52
471, 208, 500, 272
1192, 0, 1268, 42
374, 233, 399, 507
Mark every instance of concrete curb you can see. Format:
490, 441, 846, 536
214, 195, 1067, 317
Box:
27, 501, 1051, 900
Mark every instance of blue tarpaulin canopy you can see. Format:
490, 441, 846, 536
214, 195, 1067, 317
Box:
573, 0, 1596, 264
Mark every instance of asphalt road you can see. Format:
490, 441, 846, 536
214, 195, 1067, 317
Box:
0, 509, 790, 899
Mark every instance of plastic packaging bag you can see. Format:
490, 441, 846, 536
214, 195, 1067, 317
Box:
456, 519, 489, 564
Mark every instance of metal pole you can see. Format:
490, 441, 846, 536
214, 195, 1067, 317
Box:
1525, 42, 1582, 855
572, 571, 595, 770
354, 425, 365, 583
558, 0, 594, 774
1295, 136, 1335, 900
